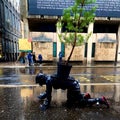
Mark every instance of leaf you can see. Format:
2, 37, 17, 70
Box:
56, 0, 97, 63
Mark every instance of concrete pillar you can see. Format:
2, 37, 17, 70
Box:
23, 18, 29, 38
114, 68, 120, 102
56, 22, 61, 59
114, 84, 120, 102
87, 23, 94, 65
21, 21, 24, 38
21, 0, 29, 39
117, 24, 120, 61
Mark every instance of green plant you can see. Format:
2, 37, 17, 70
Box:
57, 0, 97, 64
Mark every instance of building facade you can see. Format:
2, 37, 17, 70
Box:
0, 0, 21, 62
21, 0, 120, 64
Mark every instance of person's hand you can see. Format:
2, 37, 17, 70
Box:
39, 99, 50, 111
39, 104, 49, 111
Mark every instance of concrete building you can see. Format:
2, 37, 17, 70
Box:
0, 0, 21, 62
21, 0, 120, 64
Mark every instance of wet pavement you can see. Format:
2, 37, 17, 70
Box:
0, 62, 120, 120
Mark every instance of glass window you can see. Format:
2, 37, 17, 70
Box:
1, 1, 4, 24
5, 6, 8, 22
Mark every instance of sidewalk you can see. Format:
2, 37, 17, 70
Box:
0, 62, 120, 120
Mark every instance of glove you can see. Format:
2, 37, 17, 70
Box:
40, 99, 50, 111
40, 104, 48, 111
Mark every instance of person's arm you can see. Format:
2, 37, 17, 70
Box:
46, 76, 52, 103
38, 92, 47, 99
40, 76, 52, 111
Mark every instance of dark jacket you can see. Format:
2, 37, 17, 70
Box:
37, 74, 81, 104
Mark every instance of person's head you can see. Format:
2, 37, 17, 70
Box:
35, 73, 46, 86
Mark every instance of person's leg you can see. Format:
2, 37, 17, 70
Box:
85, 96, 109, 108
28, 59, 31, 66
67, 90, 81, 107
67, 91, 108, 108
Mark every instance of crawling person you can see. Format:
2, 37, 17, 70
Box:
35, 73, 109, 111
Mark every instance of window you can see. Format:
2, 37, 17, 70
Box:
53, 42, 57, 57
84, 43, 87, 57
92, 43, 95, 57
61, 42, 65, 57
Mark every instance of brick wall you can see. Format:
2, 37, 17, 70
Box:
32, 42, 53, 61
65, 45, 85, 61
95, 33, 116, 61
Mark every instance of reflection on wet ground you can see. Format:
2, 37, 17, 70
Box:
0, 85, 120, 120
0, 67, 120, 120
0, 67, 120, 85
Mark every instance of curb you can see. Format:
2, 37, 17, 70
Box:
0, 65, 120, 68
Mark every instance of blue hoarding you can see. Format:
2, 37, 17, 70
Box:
28, 0, 120, 17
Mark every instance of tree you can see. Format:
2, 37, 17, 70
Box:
57, 0, 97, 65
